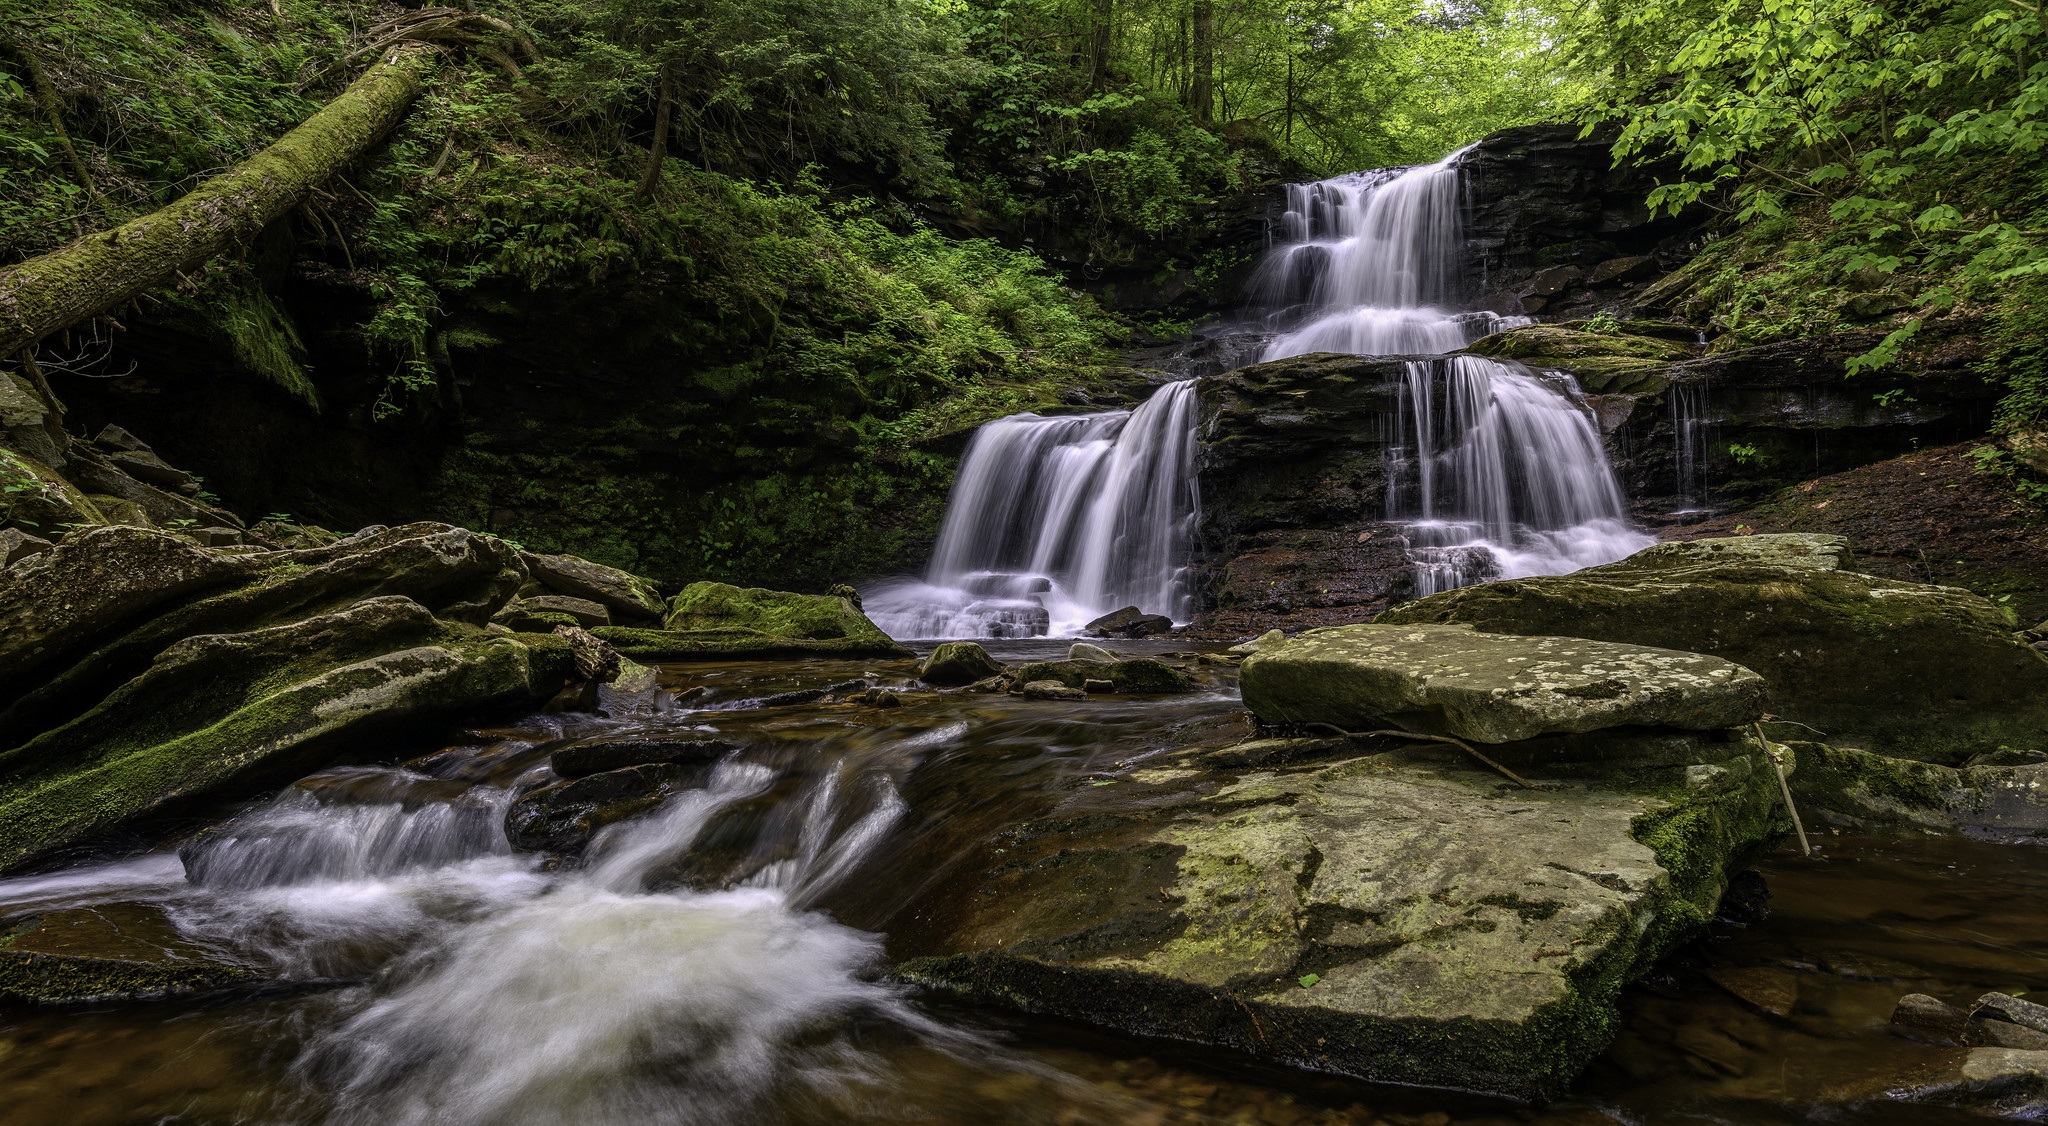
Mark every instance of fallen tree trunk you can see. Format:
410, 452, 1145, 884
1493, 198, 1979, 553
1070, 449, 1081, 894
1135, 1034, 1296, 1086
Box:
0, 43, 437, 358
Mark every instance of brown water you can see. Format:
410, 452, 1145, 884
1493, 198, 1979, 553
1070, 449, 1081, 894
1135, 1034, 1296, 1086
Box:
1, 643, 2040, 1125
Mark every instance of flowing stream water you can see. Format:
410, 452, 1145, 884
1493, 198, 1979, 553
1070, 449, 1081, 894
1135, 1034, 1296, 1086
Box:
1, 659, 2038, 1125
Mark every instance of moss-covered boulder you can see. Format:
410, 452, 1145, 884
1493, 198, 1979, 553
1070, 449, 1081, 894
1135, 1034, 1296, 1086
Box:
0, 902, 257, 1004
0, 596, 575, 872
590, 581, 911, 660
1376, 535, 2048, 763
918, 641, 1005, 686
894, 728, 1786, 1101
1464, 324, 1691, 394
1787, 742, 2048, 836
519, 552, 665, 622
1010, 657, 1198, 694
1240, 623, 1765, 742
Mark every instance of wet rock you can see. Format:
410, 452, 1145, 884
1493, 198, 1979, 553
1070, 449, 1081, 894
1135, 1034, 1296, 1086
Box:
1011, 658, 1198, 695
0, 903, 257, 1004
759, 678, 867, 707
1465, 323, 1688, 394
893, 731, 1786, 1102
1704, 966, 1798, 1016
1960, 1047, 2048, 1085
1976, 992, 2048, 1035
1376, 535, 2048, 763
503, 763, 694, 853
550, 623, 621, 683
1714, 869, 1771, 924
516, 594, 612, 627
1787, 743, 2048, 835
1228, 629, 1286, 655
1068, 642, 1119, 663
1617, 532, 1849, 571
0, 526, 51, 565
1019, 679, 1087, 701
962, 675, 1010, 694
665, 581, 885, 640
551, 738, 738, 778
1085, 606, 1174, 638
919, 641, 1006, 686
1083, 679, 1114, 694
0, 596, 577, 872
857, 687, 904, 708
1892, 993, 1971, 1044
519, 552, 665, 622
1588, 254, 1661, 285
1969, 1018, 2048, 1050
1240, 623, 1765, 742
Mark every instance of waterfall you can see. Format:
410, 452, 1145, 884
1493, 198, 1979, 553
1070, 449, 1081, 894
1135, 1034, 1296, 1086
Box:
1671, 377, 1710, 504
865, 380, 1200, 639
1251, 151, 1651, 588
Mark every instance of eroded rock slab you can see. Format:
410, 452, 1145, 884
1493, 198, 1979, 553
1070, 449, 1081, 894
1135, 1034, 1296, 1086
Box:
1376, 536, 2048, 763
0, 903, 256, 1003
1789, 743, 2048, 837
895, 734, 1785, 1101
1240, 623, 1765, 742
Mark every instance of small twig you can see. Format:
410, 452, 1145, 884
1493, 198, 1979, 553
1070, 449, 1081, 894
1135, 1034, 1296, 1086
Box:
1755, 723, 1812, 857
1301, 722, 1534, 789
1226, 991, 1268, 1045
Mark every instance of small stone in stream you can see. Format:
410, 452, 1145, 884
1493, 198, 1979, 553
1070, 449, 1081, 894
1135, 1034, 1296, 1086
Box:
918, 641, 1005, 686
0, 526, 51, 566
550, 738, 738, 778
1011, 658, 1198, 694
1084, 606, 1174, 639
609, 656, 660, 693
1084, 678, 1114, 694
962, 675, 1009, 694
1968, 1017, 2048, 1050
1704, 966, 1798, 1016
1020, 679, 1087, 701
759, 679, 867, 707
1228, 629, 1286, 655
1068, 642, 1118, 663
1976, 992, 2048, 1035
1715, 869, 1772, 925
857, 688, 903, 708
504, 763, 693, 852
1891, 993, 1970, 1044
1960, 1047, 2048, 1086
0, 903, 257, 1003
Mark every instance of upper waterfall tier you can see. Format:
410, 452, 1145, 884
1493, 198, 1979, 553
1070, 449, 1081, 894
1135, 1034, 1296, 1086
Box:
1247, 149, 1524, 360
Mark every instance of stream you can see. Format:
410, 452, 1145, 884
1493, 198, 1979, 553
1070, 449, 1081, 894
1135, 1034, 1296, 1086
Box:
1, 645, 2039, 1125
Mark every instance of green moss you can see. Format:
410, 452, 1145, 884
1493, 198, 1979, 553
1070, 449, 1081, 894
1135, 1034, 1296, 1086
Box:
592, 625, 910, 661
664, 581, 887, 640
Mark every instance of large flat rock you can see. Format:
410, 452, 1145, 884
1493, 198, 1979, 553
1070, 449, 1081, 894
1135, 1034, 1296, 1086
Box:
1239, 622, 1766, 743
893, 733, 1786, 1101
1376, 535, 2048, 763
0, 902, 256, 1003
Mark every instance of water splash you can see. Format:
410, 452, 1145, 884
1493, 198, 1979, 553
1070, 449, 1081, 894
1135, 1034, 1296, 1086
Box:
865, 380, 1200, 639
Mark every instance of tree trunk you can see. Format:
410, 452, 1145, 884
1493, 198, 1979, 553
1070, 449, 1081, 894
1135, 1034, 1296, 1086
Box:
1089, 0, 1115, 90
1190, 0, 1214, 124
0, 43, 436, 359
637, 63, 676, 200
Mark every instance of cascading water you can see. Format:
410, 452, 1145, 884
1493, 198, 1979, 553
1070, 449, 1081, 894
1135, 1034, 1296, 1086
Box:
1249, 149, 1652, 587
864, 380, 1199, 639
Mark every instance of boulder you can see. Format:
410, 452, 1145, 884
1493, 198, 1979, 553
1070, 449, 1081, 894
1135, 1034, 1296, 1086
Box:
550, 738, 737, 779
0, 903, 256, 1004
1240, 623, 1765, 743
1978, 992, 2048, 1036
500, 593, 610, 628
918, 641, 1006, 686
1891, 993, 1970, 1044
1011, 658, 1198, 695
1019, 680, 1086, 701
1228, 629, 1286, 655
0, 526, 51, 566
1376, 536, 2048, 763
520, 552, 665, 622
1067, 642, 1119, 663
0, 596, 576, 872
503, 763, 694, 853
666, 581, 884, 640
1085, 606, 1175, 638
893, 732, 1785, 1102
1787, 743, 2048, 836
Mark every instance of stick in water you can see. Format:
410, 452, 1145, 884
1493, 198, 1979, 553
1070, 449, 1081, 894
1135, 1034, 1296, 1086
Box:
1755, 723, 1811, 857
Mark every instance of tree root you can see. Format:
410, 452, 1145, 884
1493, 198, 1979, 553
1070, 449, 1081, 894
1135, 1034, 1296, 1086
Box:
302, 8, 538, 90
1299, 722, 1535, 789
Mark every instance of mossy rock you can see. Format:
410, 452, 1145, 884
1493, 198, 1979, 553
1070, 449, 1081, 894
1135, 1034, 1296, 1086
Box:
1464, 325, 1689, 394
1376, 536, 2048, 764
893, 732, 1785, 1101
1787, 741, 2048, 835
0, 903, 257, 1004
592, 625, 912, 661
918, 641, 1005, 686
0, 596, 576, 873
664, 581, 895, 643
0, 445, 107, 537
1010, 657, 1197, 694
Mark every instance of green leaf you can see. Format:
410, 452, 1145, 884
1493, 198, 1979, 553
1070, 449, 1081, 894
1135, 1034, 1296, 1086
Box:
1298, 973, 1321, 988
